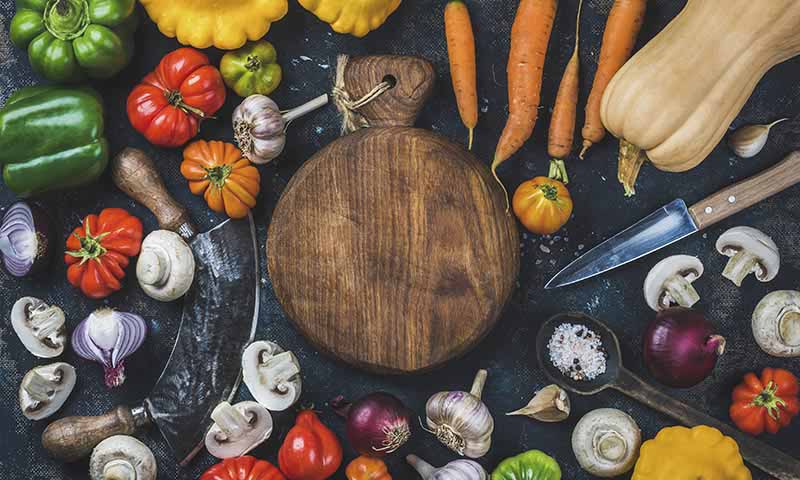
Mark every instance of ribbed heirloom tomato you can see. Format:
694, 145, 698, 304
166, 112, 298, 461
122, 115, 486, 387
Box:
127, 48, 226, 147
512, 176, 573, 235
200, 456, 285, 480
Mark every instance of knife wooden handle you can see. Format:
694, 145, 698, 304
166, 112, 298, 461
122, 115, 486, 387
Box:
112, 148, 197, 239
689, 151, 800, 230
42, 406, 148, 462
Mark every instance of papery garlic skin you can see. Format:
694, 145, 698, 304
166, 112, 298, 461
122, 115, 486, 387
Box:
233, 95, 287, 165
729, 118, 787, 158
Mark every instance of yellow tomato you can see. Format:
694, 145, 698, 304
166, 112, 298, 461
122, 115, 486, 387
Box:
512, 177, 573, 235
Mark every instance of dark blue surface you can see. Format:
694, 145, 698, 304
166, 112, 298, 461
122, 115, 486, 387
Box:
1, 1, 799, 479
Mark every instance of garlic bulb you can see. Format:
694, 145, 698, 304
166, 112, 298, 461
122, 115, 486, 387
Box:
406, 454, 488, 480
729, 118, 788, 158
571, 408, 641, 477
425, 369, 493, 458
232, 94, 329, 164
506, 384, 570, 422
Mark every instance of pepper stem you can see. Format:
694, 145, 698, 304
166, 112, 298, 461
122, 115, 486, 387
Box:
617, 139, 646, 197
282, 94, 330, 125
470, 369, 488, 399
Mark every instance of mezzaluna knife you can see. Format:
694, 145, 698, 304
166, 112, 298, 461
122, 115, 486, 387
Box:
546, 151, 800, 289
42, 149, 260, 465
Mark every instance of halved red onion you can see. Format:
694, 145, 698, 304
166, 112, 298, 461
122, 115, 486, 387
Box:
0, 202, 52, 277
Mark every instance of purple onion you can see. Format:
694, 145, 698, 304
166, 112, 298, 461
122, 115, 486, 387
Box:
0, 202, 52, 277
72, 309, 147, 388
331, 392, 412, 456
643, 307, 725, 388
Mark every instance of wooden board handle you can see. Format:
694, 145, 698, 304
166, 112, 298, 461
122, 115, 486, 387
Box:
689, 151, 800, 230
614, 368, 800, 479
41, 406, 149, 462
112, 148, 196, 239
343, 55, 435, 128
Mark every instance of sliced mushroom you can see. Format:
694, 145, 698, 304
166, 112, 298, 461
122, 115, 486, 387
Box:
89, 435, 156, 480
242, 341, 302, 411
716, 227, 780, 287
752, 290, 800, 357
11, 297, 66, 358
18, 362, 76, 420
643, 255, 704, 311
205, 401, 273, 459
137, 230, 195, 302
572, 408, 641, 478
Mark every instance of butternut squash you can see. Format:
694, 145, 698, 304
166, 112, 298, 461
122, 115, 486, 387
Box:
601, 0, 800, 196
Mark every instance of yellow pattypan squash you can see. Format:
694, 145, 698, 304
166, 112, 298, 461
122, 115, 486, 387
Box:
633, 425, 752, 480
298, 0, 402, 37
140, 0, 289, 50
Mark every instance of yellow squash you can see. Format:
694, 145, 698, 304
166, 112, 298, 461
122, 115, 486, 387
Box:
632, 425, 751, 480
298, 0, 401, 37
600, 0, 800, 195
139, 0, 288, 50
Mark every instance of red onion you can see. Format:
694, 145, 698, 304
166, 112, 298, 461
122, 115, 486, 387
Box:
643, 307, 725, 388
331, 392, 412, 456
0, 202, 52, 277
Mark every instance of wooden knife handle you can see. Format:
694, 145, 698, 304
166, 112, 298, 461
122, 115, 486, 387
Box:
42, 405, 149, 462
112, 148, 196, 239
689, 151, 800, 230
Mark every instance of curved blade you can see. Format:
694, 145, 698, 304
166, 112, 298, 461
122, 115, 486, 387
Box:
546, 200, 699, 289
145, 214, 260, 464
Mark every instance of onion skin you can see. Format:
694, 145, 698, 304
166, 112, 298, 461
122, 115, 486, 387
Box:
643, 307, 725, 388
331, 392, 412, 457
0, 202, 52, 277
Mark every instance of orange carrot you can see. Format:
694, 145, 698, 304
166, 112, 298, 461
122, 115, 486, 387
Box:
580, 0, 647, 159
445, 0, 478, 150
493, 0, 558, 209
547, 0, 583, 184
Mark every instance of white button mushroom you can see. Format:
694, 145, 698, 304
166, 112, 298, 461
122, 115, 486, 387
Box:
205, 401, 273, 459
242, 341, 302, 411
11, 297, 66, 358
752, 290, 800, 357
716, 226, 780, 287
18, 362, 76, 420
571, 408, 641, 478
136, 230, 195, 302
89, 435, 156, 480
643, 255, 704, 311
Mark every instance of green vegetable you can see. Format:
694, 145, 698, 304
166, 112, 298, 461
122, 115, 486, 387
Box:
10, 0, 137, 83
220, 41, 282, 98
0, 86, 109, 197
491, 450, 562, 480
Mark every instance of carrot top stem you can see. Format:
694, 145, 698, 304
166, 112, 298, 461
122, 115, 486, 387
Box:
549, 159, 569, 184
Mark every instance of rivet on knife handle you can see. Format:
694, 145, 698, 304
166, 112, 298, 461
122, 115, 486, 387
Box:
111, 148, 197, 239
689, 151, 800, 230
41, 405, 150, 462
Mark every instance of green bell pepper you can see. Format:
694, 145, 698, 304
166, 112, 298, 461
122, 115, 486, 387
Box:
10, 0, 137, 83
492, 450, 562, 480
220, 40, 283, 97
0, 86, 109, 198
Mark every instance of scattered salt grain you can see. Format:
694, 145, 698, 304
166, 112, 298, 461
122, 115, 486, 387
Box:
539, 245, 551, 254
547, 323, 607, 381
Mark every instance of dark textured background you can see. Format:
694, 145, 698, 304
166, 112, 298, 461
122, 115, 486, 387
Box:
2, 1, 799, 479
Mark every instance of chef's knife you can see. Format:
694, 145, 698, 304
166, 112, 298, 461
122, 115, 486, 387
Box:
546, 151, 800, 289
42, 149, 260, 465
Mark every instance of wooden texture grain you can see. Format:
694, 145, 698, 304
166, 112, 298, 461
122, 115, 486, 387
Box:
41, 406, 139, 462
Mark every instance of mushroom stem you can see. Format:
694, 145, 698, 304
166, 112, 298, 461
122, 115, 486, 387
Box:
24, 369, 58, 403
779, 309, 800, 347
262, 351, 301, 392
406, 455, 436, 478
210, 402, 252, 440
103, 459, 137, 480
594, 430, 627, 462
28, 303, 65, 340
470, 369, 488, 399
662, 275, 701, 309
722, 250, 759, 287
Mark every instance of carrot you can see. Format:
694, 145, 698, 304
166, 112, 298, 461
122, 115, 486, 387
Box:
445, 0, 478, 150
547, 0, 583, 184
579, 0, 647, 159
493, 0, 558, 209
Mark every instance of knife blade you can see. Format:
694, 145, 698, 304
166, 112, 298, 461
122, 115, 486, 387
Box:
42, 149, 259, 464
546, 151, 800, 289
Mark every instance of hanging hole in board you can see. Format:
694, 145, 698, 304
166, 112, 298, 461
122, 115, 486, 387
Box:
382, 75, 397, 89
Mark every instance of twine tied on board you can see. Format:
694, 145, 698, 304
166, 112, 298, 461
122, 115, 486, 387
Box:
332, 55, 393, 135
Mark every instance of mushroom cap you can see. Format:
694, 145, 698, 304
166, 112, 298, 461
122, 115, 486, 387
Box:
752, 290, 800, 357
90, 435, 157, 480
643, 255, 704, 311
137, 230, 195, 302
205, 401, 273, 459
716, 226, 780, 282
11, 297, 66, 358
571, 408, 641, 478
18, 362, 76, 420
242, 341, 302, 411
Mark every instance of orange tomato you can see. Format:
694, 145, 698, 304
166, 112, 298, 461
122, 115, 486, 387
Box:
345, 456, 392, 480
181, 140, 261, 219
512, 176, 573, 235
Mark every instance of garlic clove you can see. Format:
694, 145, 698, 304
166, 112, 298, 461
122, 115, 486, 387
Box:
729, 118, 788, 158
506, 384, 570, 422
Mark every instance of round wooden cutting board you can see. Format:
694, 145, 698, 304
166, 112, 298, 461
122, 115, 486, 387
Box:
267, 56, 519, 374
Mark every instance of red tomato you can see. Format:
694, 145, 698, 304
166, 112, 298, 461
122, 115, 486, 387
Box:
200, 456, 285, 480
278, 410, 343, 480
127, 48, 226, 148
730, 367, 800, 435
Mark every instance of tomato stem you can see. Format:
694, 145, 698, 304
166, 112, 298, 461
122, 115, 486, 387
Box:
166, 90, 208, 119
539, 183, 560, 201
205, 165, 232, 189
245, 55, 262, 72
751, 381, 787, 421
65, 221, 109, 264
